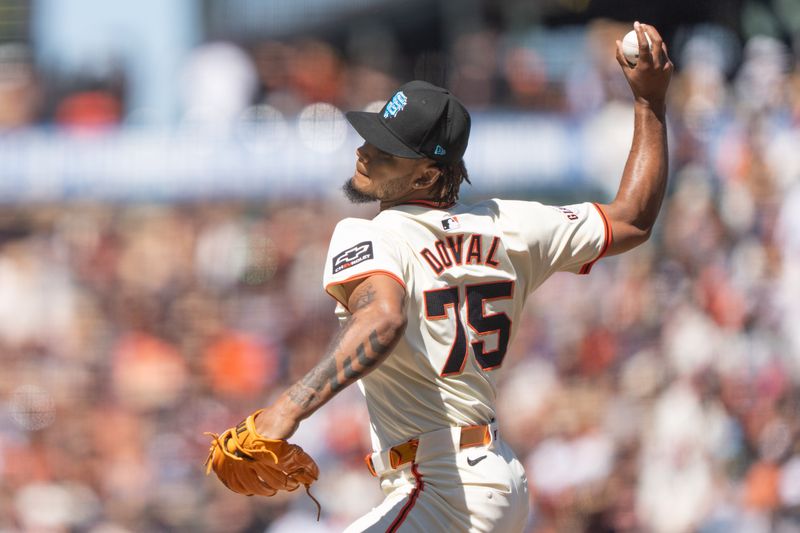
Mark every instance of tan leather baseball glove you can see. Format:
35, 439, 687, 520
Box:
204, 410, 320, 517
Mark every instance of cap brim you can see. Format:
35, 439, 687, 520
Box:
346, 111, 423, 159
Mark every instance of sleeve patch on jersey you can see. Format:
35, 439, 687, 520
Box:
552, 206, 580, 221
332, 241, 374, 274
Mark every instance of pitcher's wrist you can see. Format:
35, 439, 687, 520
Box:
634, 98, 666, 119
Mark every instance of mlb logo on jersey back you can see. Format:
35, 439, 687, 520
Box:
332, 241, 374, 274
441, 216, 460, 231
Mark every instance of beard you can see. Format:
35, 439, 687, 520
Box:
342, 178, 378, 204
342, 172, 413, 204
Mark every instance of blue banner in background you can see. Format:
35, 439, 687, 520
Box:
0, 112, 639, 202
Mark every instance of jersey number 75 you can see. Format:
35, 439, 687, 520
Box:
424, 281, 514, 376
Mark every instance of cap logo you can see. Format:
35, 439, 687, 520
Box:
383, 91, 408, 119
434, 145, 446, 156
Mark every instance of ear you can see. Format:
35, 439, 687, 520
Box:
413, 164, 441, 190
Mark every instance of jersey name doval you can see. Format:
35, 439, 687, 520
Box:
420, 233, 501, 276
332, 240, 374, 274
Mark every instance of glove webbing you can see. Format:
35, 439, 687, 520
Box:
203, 431, 279, 470
204, 431, 322, 520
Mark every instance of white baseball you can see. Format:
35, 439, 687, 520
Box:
622, 29, 653, 66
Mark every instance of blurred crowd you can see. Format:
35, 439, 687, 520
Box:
1, 11, 800, 533
1, 18, 797, 133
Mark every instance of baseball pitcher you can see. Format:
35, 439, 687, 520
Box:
206, 22, 672, 532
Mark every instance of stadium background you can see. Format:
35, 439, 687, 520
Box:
1, 0, 800, 531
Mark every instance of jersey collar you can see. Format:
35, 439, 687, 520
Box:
390, 200, 457, 209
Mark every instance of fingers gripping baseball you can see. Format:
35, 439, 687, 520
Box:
636, 23, 654, 64
616, 22, 673, 109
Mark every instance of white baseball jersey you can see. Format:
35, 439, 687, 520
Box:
323, 199, 610, 452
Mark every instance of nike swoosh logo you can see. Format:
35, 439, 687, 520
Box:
467, 455, 487, 467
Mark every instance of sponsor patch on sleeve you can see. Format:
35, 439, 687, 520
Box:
552, 205, 580, 221
332, 241, 374, 274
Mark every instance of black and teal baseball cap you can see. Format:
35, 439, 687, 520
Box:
345, 80, 471, 164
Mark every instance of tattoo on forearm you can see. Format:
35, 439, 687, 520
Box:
288, 329, 393, 410
368, 330, 387, 354
287, 356, 337, 409
326, 330, 390, 394
287, 382, 314, 409
342, 357, 358, 381
355, 343, 370, 366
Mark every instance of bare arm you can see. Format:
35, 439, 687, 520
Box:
254, 274, 407, 439
600, 22, 673, 256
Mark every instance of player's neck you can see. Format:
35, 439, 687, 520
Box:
379, 190, 443, 211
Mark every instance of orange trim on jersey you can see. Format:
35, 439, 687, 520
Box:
394, 199, 456, 209
386, 463, 424, 533
324, 269, 407, 311
579, 203, 613, 275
